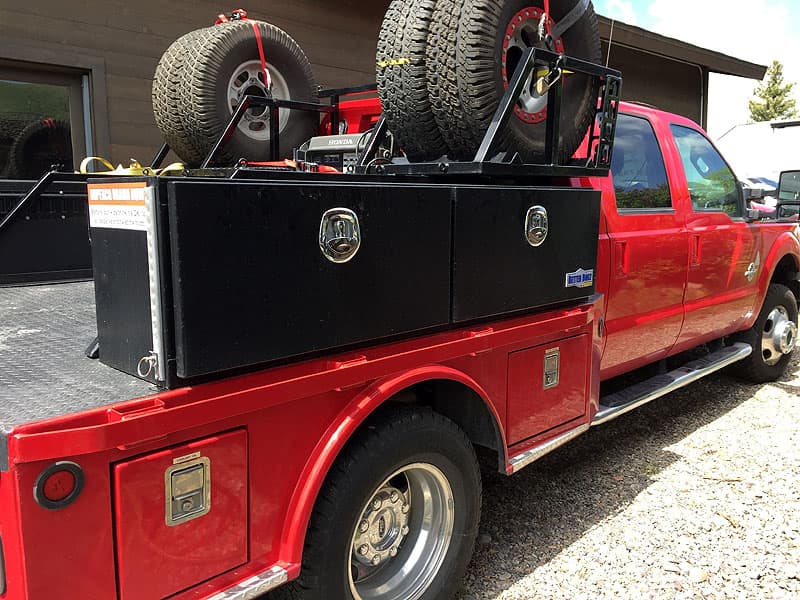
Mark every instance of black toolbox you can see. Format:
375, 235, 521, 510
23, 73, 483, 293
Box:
88, 175, 600, 388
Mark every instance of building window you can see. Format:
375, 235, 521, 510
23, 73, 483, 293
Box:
611, 113, 673, 211
0, 65, 90, 180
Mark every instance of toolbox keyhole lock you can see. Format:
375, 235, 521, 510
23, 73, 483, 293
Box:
320, 208, 361, 263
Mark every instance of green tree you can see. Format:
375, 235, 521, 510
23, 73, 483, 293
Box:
749, 60, 799, 122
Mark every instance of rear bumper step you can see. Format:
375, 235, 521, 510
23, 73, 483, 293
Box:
593, 343, 752, 426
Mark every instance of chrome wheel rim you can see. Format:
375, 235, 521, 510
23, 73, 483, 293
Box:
348, 463, 455, 600
761, 306, 797, 366
227, 59, 291, 141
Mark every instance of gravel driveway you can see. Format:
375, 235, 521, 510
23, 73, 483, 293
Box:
460, 345, 800, 600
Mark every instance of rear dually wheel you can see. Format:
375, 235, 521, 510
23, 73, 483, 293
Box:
290, 407, 481, 600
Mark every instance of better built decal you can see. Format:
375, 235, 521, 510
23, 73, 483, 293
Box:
565, 268, 594, 289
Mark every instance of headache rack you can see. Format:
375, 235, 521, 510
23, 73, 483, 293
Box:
169, 46, 622, 180
363, 47, 621, 178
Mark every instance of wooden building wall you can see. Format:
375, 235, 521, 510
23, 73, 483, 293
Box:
0, 0, 391, 163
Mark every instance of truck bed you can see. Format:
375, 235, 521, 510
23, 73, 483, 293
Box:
1, 281, 155, 467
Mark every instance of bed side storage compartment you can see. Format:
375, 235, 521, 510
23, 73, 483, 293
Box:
113, 429, 248, 600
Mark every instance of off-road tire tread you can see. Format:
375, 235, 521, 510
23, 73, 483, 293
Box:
377, 0, 448, 161
153, 22, 317, 166
8, 118, 72, 179
428, 0, 601, 162
427, 0, 476, 159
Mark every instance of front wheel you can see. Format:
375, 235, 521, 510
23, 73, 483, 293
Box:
730, 283, 798, 383
291, 407, 481, 600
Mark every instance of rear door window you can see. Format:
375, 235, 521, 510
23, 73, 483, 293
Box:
611, 113, 672, 211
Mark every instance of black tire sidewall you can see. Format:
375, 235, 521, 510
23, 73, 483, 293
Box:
301, 411, 481, 600
212, 23, 317, 160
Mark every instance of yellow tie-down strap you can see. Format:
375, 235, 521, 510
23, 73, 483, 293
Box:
79, 157, 185, 176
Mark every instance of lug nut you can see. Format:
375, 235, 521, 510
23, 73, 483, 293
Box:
401, 503, 410, 514
371, 555, 381, 566
390, 491, 400, 503
359, 520, 369, 533
359, 544, 370, 556
389, 548, 398, 557
401, 526, 410, 536
372, 498, 382, 510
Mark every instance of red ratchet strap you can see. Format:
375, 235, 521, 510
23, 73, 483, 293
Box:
215, 8, 248, 24
246, 160, 341, 174
544, 0, 550, 35
251, 22, 272, 89
543, 0, 552, 35
213, 9, 271, 88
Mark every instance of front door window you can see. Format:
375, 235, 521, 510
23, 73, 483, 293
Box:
670, 125, 741, 217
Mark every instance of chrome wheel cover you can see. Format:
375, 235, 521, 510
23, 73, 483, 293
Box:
761, 306, 798, 366
227, 59, 291, 141
348, 463, 455, 600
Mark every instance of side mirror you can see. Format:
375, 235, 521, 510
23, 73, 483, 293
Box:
742, 185, 764, 201
778, 170, 800, 201
777, 170, 800, 220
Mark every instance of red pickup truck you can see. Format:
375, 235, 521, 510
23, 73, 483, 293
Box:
0, 100, 797, 600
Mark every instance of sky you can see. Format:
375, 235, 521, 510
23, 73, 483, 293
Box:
593, 0, 800, 139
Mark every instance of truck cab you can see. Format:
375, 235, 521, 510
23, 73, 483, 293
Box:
590, 102, 799, 381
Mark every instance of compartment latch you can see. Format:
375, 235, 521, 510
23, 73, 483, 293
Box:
165, 456, 211, 526
543, 347, 560, 389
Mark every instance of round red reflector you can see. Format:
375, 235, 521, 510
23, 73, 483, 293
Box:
43, 469, 77, 502
34, 461, 84, 510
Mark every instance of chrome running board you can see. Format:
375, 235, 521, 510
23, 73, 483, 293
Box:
508, 423, 591, 473
593, 343, 752, 426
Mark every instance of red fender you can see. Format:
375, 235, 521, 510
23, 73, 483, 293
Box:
748, 231, 800, 328
278, 365, 504, 572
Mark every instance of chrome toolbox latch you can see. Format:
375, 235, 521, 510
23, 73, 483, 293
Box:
165, 456, 211, 526
319, 208, 361, 263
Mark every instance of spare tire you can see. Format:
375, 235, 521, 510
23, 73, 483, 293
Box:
153, 21, 318, 166
377, 0, 449, 162
8, 118, 72, 179
426, 0, 600, 162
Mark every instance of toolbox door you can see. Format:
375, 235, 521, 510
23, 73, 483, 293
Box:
506, 335, 590, 445
113, 430, 248, 600
452, 186, 600, 322
167, 181, 452, 379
